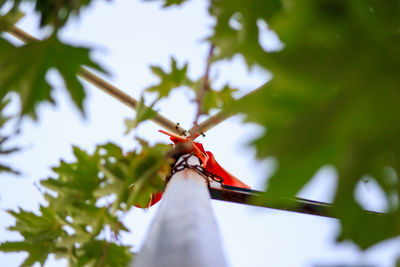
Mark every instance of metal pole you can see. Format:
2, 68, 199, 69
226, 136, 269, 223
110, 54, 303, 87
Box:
132, 155, 228, 267
208, 185, 384, 218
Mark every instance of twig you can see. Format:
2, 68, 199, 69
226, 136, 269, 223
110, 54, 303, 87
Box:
192, 45, 214, 136
7, 26, 188, 136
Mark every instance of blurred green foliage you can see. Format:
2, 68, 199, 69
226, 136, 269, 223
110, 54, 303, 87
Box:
227, 0, 400, 249
0, 98, 20, 174
2, 0, 400, 265
1, 0, 95, 30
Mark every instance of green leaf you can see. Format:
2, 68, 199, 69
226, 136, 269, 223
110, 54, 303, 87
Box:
231, 0, 400, 250
208, 0, 282, 66
146, 57, 192, 99
0, 9, 24, 32
0, 163, 19, 174
76, 240, 132, 267
0, 36, 105, 119
34, 0, 93, 29
2, 141, 168, 264
124, 94, 158, 133
0, 206, 65, 266
0, 97, 20, 174
0, 242, 51, 267
202, 84, 237, 114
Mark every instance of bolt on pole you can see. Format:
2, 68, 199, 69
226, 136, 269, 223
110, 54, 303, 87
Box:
132, 155, 228, 267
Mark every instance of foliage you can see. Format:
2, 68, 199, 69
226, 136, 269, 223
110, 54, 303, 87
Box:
124, 94, 158, 133
0, 9, 23, 32
0, 36, 105, 119
0, 141, 171, 266
1, 0, 400, 266
125, 57, 237, 131
208, 0, 282, 67
146, 57, 192, 100
1, 0, 96, 31
229, 0, 400, 249
0, 97, 20, 174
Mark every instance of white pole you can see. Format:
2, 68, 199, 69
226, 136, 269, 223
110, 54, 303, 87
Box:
132, 155, 228, 267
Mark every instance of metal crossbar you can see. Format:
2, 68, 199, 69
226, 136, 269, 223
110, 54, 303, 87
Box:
209, 185, 384, 218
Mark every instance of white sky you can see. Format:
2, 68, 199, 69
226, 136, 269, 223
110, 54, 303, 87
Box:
0, 0, 399, 266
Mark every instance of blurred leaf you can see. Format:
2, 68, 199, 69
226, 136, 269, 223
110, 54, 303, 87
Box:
34, 0, 93, 29
76, 240, 132, 267
202, 84, 237, 114
0, 163, 19, 174
143, 56, 237, 122
0, 9, 24, 32
124, 94, 157, 133
208, 0, 282, 66
146, 57, 193, 99
0, 97, 20, 174
0, 36, 105, 119
0, 0, 94, 33
232, 0, 400, 250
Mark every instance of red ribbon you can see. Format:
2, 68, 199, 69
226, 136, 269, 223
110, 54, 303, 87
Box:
136, 130, 250, 208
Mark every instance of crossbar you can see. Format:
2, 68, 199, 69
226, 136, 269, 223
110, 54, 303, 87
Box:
209, 185, 384, 218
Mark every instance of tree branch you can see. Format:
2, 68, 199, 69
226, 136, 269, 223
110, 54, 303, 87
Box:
193, 45, 214, 127
7, 26, 188, 136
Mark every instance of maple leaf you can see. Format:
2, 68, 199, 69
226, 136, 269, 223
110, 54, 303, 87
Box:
208, 0, 282, 67
76, 240, 132, 267
202, 84, 237, 114
231, 0, 400, 250
34, 0, 93, 29
124, 57, 194, 131
143, 56, 237, 121
124, 94, 158, 132
0, 97, 20, 174
2, 140, 171, 265
96, 140, 171, 209
0, 206, 66, 266
146, 57, 193, 99
1, 0, 93, 31
0, 36, 105, 119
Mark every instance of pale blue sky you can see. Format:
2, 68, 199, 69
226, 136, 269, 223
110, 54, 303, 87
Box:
0, 1, 399, 266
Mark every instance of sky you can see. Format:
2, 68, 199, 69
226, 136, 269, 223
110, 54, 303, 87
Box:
1, 0, 399, 266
